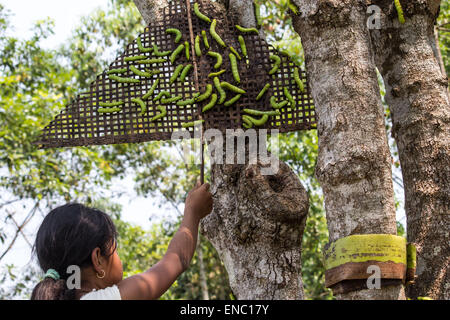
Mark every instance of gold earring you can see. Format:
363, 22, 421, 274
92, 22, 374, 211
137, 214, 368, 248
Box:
96, 270, 106, 279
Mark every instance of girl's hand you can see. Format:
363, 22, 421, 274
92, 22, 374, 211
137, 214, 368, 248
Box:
184, 180, 213, 220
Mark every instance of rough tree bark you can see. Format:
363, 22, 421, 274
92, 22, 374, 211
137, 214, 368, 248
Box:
201, 137, 309, 300
133, 0, 310, 299
369, 0, 450, 299
291, 0, 405, 299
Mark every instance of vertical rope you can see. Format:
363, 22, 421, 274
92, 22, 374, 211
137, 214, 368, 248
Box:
185, 0, 205, 184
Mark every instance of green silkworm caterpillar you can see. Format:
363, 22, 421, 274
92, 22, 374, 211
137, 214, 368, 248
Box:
99, 101, 124, 107
254, 2, 262, 28
210, 19, 226, 48
229, 53, 240, 84
170, 44, 185, 64
256, 83, 270, 100
269, 55, 281, 75
108, 75, 140, 83
194, 3, 211, 23
170, 64, 185, 84
238, 36, 247, 57
137, 37, 152, 53
131, 97, 147, 115
153, 44, 172, 57
242, 115, 253, 128
107, 68, 127, 75
124, 55, 147, 62
202, 93, 218, 113
179, 64, 193, 82
243, 114, 269, 126
235, 25, 259, 34
283, 87, 296, 107
195, 35, 202, 57
166, 28, 182, 43
142, 79, 160, 100
220, 81, 246, 94
177, 93, 200, 106
223, 94, 242, 107
195, 84, 213, 102
270, 96, 288, 109
98, 107, 122, 113
229, 46, 242, 60
184, 41, 190, 60
293, 68, 304, 92
394, 0, 405, 24
243, 108, 280, 116
130, 65, 152, 78
153, 90, 171, 102
137, 58, 166, 64
202, 30, 210, 49
161, 95, 182, 104
207, 51, 223, 69
151, 105, 167, 122
147, 69, 162, 77
208, 69, 226, 78
182, 119, 205, 128
213, 77, 227, 104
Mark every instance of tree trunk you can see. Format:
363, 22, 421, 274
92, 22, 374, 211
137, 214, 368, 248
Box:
291, 0, 405, 299
134, 0, 309, 300
201, 139, 309, 300
369, 0, 450, 299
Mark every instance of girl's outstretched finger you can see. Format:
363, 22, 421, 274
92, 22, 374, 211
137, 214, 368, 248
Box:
202, 183, 210, 191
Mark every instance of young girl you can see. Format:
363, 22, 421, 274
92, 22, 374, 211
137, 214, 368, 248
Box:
31, 181, 213, 300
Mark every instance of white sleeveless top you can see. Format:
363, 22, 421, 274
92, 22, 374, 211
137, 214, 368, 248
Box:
80, 285, 122, 300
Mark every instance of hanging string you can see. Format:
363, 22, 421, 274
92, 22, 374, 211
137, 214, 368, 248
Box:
185, 0, 205, 184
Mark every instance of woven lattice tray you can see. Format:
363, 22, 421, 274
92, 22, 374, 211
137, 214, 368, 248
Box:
35, 0, 316, 149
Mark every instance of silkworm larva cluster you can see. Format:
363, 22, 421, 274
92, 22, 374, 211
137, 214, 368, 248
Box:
98, 3, 307, 131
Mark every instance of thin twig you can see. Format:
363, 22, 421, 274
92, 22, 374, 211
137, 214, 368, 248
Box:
0, 202, 39, 261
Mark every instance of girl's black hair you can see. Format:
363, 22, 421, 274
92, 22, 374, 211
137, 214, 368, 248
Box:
30, 203, 118, 300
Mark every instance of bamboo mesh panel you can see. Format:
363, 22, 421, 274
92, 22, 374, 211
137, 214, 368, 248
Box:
35, 0, 316, 149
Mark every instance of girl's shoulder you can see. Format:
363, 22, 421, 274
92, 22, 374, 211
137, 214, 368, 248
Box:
80, 285, 122, 300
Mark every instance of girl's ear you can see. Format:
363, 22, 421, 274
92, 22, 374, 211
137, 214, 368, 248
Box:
91, 247, 103, 273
